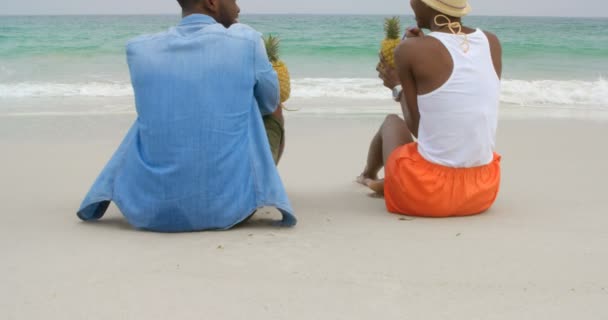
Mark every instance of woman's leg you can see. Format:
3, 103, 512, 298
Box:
358, 114, 413, 195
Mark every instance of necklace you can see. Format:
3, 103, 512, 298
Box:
434, 14, 470, 53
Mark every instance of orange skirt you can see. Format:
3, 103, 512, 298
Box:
384, 143, 501, 217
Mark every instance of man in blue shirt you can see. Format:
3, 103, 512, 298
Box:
77, 0, 296, 232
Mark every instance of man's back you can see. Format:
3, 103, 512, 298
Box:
125, 19, 260, 203
78, 15, 296, 231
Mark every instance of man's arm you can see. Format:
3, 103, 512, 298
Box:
253, 37, 280, 115
395, 40, 421, 138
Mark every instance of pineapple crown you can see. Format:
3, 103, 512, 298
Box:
384, 17, 401, 40
263, 34, 281, 63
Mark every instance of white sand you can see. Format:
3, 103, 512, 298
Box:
1, 114, 607, 319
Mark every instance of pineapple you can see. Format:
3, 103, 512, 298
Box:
381, 17, 401, 68
263, 34, 291, 104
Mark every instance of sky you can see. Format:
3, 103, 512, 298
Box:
0, 0, 606, 17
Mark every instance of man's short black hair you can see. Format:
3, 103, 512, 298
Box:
177, 0, 203, 10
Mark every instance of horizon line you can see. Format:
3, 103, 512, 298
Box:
0, 13, 607, 19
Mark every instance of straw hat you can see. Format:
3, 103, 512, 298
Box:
420, 0, 472, 17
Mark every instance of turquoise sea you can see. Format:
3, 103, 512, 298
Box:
0, 15, 607, 116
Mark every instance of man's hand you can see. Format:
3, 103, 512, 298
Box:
377, 53, 400, 90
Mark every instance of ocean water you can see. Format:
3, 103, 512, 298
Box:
0, 15, 607, 117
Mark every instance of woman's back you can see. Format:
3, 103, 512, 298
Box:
416, 29, 501, 168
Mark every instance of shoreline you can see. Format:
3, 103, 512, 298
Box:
1, 98, 607, 120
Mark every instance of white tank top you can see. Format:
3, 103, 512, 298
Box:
417, 29, 500, 168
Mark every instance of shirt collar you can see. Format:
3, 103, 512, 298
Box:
179, 14, 217, 26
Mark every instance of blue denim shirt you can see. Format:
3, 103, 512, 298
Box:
77, 14, 296, 232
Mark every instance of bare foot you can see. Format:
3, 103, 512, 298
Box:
356, 175, 385, 197
356, 174, 369, 185
356, 167, 377, 186
365, 178, 385, 196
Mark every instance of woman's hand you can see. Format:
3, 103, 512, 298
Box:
404, 26, 424, 39
377, 53, 400, 90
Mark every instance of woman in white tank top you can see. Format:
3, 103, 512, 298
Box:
357, 0, 503, 217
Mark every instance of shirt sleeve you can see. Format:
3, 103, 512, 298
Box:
253, 36, 280, 115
